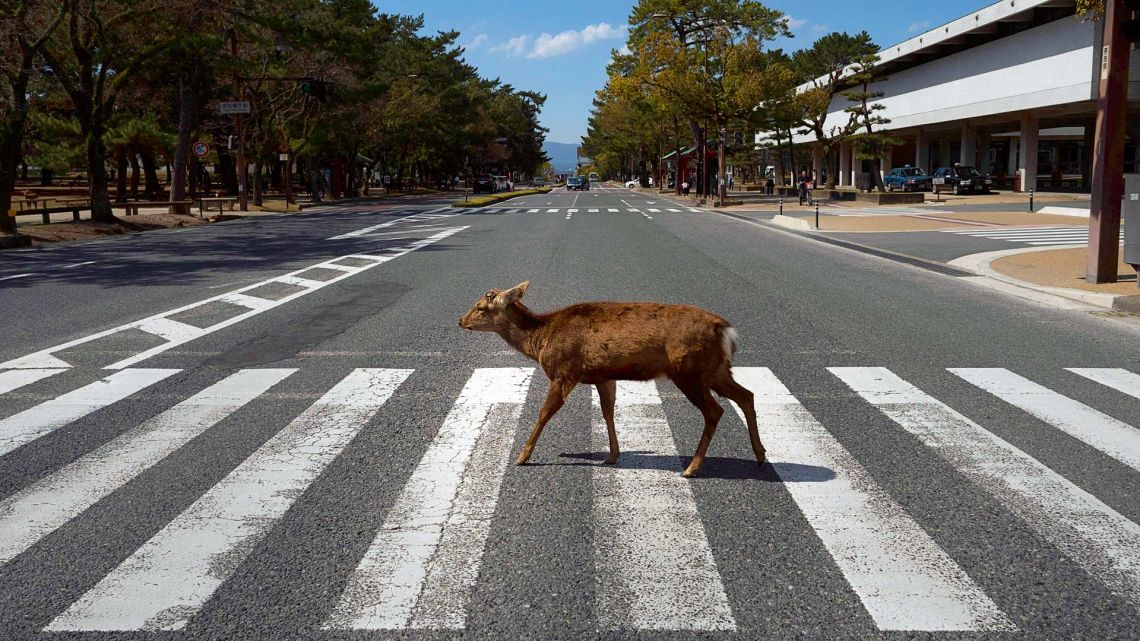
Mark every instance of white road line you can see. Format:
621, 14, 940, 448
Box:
608, 208, 619, 212
831, 367, 1140, 610
326, 368, 534, 630
217, 292, 275, 311
527, 209, 539, 213
949, 368, 1140, 472
48, 368, 411, 632
547, 208, 558, 213
327, 207, 455, 240
0, 368, 66, 396
588, 208, 599, 213
647, 208, 660, 213
63, 261, 96, 269
1067, 368, 1140, 400
0, 369, 180, 457
0, 273, 34, 281
0, 369, 295, 565
0, 227, 465, 372
731, 368, 1011, 631
592, 381, 736, 631
568, 209, 579, 213
134, 318, 205, 343
627, 208, 640, 212
668, 208, 680, 212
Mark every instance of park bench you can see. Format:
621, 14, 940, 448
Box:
12, 200, 194, 225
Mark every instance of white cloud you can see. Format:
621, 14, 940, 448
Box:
490, 35, 530, 57
811, 23, 831, 34
782, 15, 807, 30
907, 21, 930, 34
466, 34, 488, 51
526, 22, 626, 59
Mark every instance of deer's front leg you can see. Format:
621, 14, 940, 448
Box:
516, 378, 577, 465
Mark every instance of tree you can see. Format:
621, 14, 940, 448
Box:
792, 31, 879, 189
843, 53, 898, 192
0, 1, 64, 234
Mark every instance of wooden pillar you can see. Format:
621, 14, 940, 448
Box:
1088, 0, 1130, 283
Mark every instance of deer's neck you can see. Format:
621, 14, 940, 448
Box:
496, 303, 546, 360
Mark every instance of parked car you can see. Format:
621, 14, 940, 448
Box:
567, 176, 589, 191
624, 179, 638, 188
589, 171, 600, 182
532, 176, 545, 187
884, 166, 933, 192
473, 175, 496, 194
932, 164, 993, 194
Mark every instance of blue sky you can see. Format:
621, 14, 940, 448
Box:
372, 1, 996, 144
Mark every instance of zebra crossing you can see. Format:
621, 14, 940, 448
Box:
944, 225, 1124, 246
0, 363, 1137, 635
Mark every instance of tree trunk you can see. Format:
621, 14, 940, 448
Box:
171, 77, 194, 203
87, 128, 116, 223
252, 157, 263, 206
0, 56, 33, 234
717, 123, 727, 207
115, 149, 128, 202
284, 157, 294, 204
128, 153, 141, 200
141, 148, 160, 199
189, 158, 199, 197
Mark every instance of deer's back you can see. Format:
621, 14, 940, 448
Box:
536, 302, 731, 382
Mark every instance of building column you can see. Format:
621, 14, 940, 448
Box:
916, 129, 929, 173
838, 141, 851, 187
811, 144, 824, 184
978, 133, 992, 173
1007, 137, 1019, 181
880, 147, 893, 185
960, 122, 977, 167
1018, 114, 1039, 192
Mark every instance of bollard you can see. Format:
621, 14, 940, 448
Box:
1029, 189, 1034, 212
779, 197, 783, 216
815, 202, 820, 229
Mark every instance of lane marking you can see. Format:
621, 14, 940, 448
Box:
547, 209, 558, 213
327, 207, 457, 240
0, 273, 34, 282
949, 368, 1140, 472
0, 227, 466, 371
1067, 368, 1140, 400
608, 208, 619, 212
831, 367, 1140, 610
63, 261, 96, 269
592, 381, 736, 631
732, 368, 1012, 631
48, 368, 412, 632
0, 369, 180, 457
0, 368, 66, 396
0, 369, 296, 565
588, 208, 598, 213
326, 368, 534, 630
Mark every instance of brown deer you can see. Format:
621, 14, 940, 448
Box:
459, 281, 766, 477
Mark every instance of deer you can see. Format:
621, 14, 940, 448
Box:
458, 281, 766, 477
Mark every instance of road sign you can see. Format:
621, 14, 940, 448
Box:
191, 142, 210, 158
218, 101, 251, 115
279, 153, 289, 162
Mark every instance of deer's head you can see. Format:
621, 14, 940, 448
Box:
459, 281, 529, 332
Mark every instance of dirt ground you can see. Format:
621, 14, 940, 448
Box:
18, 214, 207, 245
990, 247, 1138, 295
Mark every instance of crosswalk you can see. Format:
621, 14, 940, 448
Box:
0, 363, 1137, 635
944, 225, 1124, 246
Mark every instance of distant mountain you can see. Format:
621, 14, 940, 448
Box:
543, 141, 582, 172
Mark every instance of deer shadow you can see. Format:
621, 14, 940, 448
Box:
550, 451, 836, 482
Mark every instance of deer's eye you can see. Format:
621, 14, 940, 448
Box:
485, 291, 495, 300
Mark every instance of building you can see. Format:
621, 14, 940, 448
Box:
773, 0, 1140, 192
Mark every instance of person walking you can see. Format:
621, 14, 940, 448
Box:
728, 173, 734, 191
797, 170, 809, 206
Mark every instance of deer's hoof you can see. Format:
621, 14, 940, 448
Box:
681, 466, 699, 478
604, 455, 619, 465
515, 451, 532, 466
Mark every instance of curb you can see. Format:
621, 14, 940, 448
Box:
947, 247, 1137, 311
771, 215, 813, 232
452, 188, 553, 208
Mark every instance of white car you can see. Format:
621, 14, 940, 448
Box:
624, 180, 638, 188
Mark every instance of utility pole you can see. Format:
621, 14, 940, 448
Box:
1087, 0, 1135, 282
230, 27, 248, 211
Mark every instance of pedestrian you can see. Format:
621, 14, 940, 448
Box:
797, 170, 809, 206
728, 173, 734, 191
682, 179, 690, 195
766, 175, 775, 196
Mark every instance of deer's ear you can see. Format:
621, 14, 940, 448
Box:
495, 281, 529, 306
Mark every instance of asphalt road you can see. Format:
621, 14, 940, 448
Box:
1, 185, 1138, 640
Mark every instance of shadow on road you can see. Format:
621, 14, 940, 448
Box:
553, 451, 836, 481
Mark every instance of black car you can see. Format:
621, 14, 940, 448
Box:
932, 165, 993, 195
473, 175, 496, 194
567, 176, 589, 191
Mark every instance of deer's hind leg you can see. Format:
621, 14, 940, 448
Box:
673, 375, 724, 478
517, 377, 577, 465
595, 380, 619, 464
711, 367, 767, 467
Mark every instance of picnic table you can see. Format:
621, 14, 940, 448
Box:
198, 197, 238, 218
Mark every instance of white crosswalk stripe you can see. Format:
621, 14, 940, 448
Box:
0, 369, 296, 565
326, 368, 533, 630
48, 368, 411, 631
950, 368, 1140, 472
592, 381, 736, 631
0, 363, 1133, 633
944, 226, 1123, 246
730, 368, 1012, 631
0, 369, 180, 457
830, 367, 1140, 611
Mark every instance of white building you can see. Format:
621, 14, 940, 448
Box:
780, 0, 1140, 192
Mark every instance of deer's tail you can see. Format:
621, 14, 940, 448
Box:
720, 326, 740, 364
